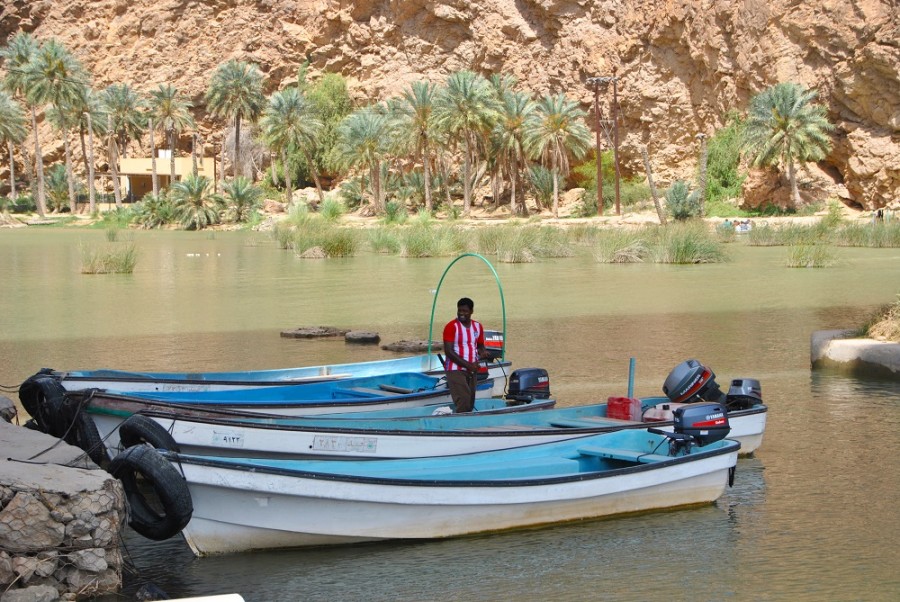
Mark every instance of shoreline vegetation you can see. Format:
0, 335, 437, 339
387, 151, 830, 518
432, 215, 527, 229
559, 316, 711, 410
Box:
4, 198, 899, 342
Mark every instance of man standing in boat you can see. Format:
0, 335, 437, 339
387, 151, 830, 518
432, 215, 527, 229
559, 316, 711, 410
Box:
443, 297, 488, 413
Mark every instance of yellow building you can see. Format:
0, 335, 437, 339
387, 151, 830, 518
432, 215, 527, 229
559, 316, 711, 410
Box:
118, 155, 216, 200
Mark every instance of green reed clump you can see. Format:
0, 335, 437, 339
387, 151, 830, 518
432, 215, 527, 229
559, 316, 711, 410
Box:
714, 222, 737, 243
786, 244, 834, 267
290, 220, 359, 258
368, 226, 402, 254
834, 222, 900, 248
594, 230, 649, 263
488, 226, 537, 263
400, 224, 467, 257
533, 226, 574, 258
80, 242, 138, 274
746, 222, 779, 246
648, 222, 729, 264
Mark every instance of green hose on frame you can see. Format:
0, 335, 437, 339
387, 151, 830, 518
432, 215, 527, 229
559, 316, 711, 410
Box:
426, 253, 507, 364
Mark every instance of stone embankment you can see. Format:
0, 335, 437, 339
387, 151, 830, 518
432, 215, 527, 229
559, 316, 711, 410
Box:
810, 330, 900, 379
0, 398, 124, 602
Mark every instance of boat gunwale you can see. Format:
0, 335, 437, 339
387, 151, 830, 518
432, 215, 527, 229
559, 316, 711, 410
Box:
163, 440, 741, 488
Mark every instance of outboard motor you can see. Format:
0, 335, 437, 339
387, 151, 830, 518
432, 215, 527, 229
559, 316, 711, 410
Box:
662, 359, 725, 404
483, 330, 505, 360
674, 402, 730, 446
505, 368, 550, 404
725, 378, 762, 410
650, 402, 731, 455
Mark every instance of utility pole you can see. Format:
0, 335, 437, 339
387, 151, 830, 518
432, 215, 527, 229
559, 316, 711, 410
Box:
696, 133, 708, 218
611, 71, 621, 216
588, 78, 604, 216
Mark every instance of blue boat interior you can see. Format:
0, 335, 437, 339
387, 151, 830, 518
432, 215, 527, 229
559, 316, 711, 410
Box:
119, 372, 449, 404
176, 430, 738, 481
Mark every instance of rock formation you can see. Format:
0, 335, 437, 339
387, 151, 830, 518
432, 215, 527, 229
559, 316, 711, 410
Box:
1, 0, 897, 209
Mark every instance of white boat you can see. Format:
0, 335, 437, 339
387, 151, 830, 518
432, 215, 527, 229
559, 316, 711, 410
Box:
34, 345, 510, 398
108, 403, 740, 555
81, 360, 763, 463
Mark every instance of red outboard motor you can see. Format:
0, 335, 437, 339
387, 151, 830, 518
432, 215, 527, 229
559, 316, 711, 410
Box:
662, 359, 725, 404
505, 368, 550, 404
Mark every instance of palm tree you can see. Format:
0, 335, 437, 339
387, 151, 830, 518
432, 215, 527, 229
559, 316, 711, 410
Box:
148, 84, 195, 189
97, 87, 132, 206
1, 33, 39, 198
169, 174, 221, 230
0, 91, 27, 204
102, 84, 146, 159
222, 176, 262, 222
394, 81, 437, 213
21, 39, 88, 216
524, 93, 592, 218
260, 87, 324, 205
62, 86, 107, 213
744, 82, 834, 207
433, 71, 501, 215
205, 60, 266, 179
46, 101, 81, 212
493, 89, 535, 216
332, 107, 391, 214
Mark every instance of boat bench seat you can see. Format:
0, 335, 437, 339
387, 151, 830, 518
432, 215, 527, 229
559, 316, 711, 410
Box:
333, 387, 388, 398
576, 445, 672, 464
377, 384, 415, 394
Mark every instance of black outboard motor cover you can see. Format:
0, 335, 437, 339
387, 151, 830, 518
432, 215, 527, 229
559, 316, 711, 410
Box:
663, 359, 725, 404
505, 368, 550, 403
725, 378, 762, 410
674, 402, 730, 446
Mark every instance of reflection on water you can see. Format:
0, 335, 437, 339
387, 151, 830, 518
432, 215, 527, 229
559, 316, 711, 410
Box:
2, 230, 899, 600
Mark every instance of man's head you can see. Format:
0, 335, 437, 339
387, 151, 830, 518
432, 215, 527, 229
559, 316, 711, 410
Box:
456, 297, 474, 324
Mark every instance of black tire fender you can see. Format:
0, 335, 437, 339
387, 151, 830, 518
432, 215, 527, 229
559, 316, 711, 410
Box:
108, 445, 193, 541
118, 414, 180, 452
65, 412, 109, 466
18, 375, 67, 436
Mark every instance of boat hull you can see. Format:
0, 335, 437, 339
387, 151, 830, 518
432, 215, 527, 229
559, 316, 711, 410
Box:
89, 402, 764, 461
50, 354, 511, 398
170, 436, 738, 555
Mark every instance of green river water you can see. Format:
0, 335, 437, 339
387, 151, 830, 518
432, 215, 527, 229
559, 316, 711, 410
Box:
1, 228, 898, 601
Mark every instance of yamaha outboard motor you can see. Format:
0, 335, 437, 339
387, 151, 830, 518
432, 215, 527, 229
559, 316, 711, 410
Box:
662, 359, 725, 404
725, 378, 762, 410
650, 401, 731, 455
483, 330, 505, 360
674, 402, 730, 446
505, 368, 550, 404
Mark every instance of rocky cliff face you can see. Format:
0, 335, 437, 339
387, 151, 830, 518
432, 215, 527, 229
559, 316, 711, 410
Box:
2, 0, 898, 208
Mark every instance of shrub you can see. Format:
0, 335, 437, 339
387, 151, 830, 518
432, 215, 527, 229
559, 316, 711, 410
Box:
704, 112, 747, 205
665, 180, 700, 220
527, 165, 554, 210
382, 200, 408, 225
318, 198, 344, 222
132, 193, 173, 229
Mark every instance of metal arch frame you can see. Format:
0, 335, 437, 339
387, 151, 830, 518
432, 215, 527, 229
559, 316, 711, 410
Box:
427, 253, 507, 363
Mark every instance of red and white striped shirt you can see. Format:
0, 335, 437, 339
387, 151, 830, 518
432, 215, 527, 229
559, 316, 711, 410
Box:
442, 319, 484, 371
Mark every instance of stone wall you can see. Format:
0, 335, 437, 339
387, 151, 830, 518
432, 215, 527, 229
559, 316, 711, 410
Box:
0, 414, 124, 602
